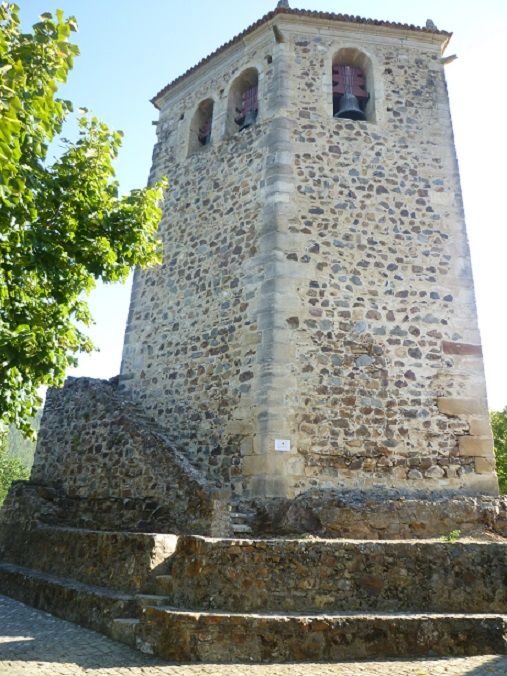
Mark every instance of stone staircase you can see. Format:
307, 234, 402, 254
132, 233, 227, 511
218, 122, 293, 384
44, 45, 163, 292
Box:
229, 509, 255, 536
0, 524, 506, 662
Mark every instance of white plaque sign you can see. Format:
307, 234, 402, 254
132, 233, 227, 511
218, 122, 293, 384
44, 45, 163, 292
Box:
275, 439, 291, 452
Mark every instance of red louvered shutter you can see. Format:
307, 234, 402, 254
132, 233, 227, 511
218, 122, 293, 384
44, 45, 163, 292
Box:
235, 84, 259, 130
332, 65, 367, 101
241, 85, 258, 116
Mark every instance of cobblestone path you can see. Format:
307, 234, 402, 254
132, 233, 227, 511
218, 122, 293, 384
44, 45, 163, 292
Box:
0, 595, 506, 675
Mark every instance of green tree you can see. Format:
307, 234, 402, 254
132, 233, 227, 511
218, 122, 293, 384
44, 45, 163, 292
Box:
0, 4, 166, 435
0, 426, 29, 505
491, 407, 507, 494
7, 407, 41, 468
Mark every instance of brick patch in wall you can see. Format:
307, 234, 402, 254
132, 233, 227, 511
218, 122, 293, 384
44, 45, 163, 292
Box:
442, 341, 482, 356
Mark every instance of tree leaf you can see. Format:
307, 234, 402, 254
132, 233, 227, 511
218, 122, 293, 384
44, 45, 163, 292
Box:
0, 3, 166, 436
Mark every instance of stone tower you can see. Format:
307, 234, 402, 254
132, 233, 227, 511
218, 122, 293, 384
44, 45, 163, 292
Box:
2, 7, 506, 664
119, 6, 497, 499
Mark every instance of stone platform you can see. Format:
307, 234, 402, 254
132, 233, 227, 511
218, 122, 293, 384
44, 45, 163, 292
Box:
237, 489, 507, 539
0, 524, 505, 662
3, 595, 507, 676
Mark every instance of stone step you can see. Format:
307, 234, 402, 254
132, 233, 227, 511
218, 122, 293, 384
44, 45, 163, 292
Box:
0, 525, 178, 593
0, 563, 138, 636
136, 594, 173, 607
2, 559, 506, 664
154, 575, 173, 595
231, 523, 252, 534
229, 512, 253, 520
163, 535, 507, 613
111, 618, 140, 648
138, 606, 507, 662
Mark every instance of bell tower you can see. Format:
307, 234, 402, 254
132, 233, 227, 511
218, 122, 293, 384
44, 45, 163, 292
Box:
2, 9, 506, 664
119, 5, 497, 499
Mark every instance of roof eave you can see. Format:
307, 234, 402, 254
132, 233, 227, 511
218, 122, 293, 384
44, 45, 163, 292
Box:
151, 7, 452, 109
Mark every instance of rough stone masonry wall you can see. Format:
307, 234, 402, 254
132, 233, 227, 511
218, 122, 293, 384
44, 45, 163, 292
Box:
119, 16, 496, 499
120, 29, 281, 491
26, 378, 230, 535
121, 127, 262, 487
162, 534, 507, 613
278, 25, 496, 496
244, 489, 507, 539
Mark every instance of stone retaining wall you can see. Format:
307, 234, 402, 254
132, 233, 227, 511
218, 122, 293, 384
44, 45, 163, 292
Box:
0, 563, 137, 637
0, 525, 176, 593
22, 377, 231, 536
242, 489, 507, 538
162, 534, 507, 613
139, 607, 507, 663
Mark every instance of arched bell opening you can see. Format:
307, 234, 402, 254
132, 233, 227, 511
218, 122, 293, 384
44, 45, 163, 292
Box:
332, 48, 375, 123
188, 98, 214, 155
226, 67, 259, 136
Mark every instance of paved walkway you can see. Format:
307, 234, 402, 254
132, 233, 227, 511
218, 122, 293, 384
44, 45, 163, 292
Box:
0, 595, 506, 675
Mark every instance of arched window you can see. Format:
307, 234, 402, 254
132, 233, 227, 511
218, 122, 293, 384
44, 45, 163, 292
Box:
332, 49, 374, 122
188, 98, 214, 155
227, 68, 259, 135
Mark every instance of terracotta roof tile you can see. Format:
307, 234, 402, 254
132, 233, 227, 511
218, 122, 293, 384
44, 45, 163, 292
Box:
152, 7, 451, 107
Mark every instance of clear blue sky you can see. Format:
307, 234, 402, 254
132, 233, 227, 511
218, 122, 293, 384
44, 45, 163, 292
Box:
22, 0, 507, 409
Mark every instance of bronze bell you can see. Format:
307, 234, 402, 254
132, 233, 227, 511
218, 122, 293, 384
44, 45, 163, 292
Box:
334, 92, 366, 121
239, 108, 258, 131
